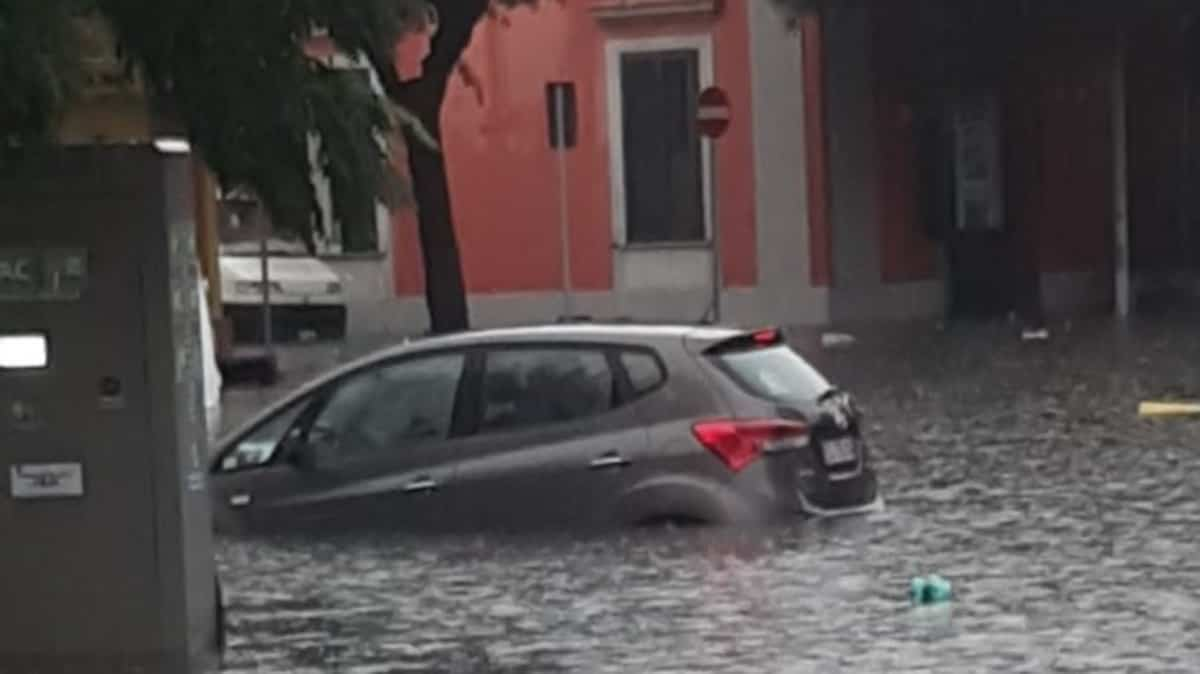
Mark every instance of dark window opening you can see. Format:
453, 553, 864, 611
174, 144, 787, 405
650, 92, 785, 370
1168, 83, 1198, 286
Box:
620, 49, 705, 244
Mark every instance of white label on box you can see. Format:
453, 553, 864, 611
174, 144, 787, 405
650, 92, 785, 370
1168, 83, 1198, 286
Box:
10, 463, 85, 499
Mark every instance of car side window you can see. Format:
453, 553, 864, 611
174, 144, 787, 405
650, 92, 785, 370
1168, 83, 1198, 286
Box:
219, 397, 311, 472
619, 350, 665, 396
305, 353, 465, 465
479, 348, 614, 432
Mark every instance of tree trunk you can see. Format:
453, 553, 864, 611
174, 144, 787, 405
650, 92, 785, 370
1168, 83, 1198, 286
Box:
373, 0, 490, 335
403, 77, 470, 334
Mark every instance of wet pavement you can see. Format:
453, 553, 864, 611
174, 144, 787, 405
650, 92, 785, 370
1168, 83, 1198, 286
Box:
217, 317, 1200, 673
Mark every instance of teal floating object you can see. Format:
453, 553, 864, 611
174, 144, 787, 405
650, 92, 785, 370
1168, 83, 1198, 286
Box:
909, 574, 953, 605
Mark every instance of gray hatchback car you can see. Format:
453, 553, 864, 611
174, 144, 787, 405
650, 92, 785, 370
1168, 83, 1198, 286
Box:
209, 324, 880, 534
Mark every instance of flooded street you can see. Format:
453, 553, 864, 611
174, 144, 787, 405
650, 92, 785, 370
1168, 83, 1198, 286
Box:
218, 319, 1200, 673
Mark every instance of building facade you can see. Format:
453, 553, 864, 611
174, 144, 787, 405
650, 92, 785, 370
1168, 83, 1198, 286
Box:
818, 1, 1200, 324
383, 0, 831, 334
370, 0, 1197, 336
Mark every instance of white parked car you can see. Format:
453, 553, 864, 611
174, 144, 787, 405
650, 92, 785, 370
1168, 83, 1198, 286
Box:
218, 239, 347, 343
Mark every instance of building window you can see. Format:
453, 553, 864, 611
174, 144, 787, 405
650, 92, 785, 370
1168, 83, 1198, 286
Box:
607, 36, 713, 247
589, 0, 719, 22
621, 50, 704, 244
310, 65, 388, 255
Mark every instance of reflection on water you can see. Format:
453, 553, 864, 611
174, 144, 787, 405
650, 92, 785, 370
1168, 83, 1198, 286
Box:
219, 320, 1200, 672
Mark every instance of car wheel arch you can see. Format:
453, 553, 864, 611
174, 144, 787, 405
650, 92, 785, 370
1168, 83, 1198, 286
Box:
617, 474, 745, 528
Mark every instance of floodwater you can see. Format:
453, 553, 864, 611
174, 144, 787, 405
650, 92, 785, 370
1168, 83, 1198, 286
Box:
217, 318, 1200, 673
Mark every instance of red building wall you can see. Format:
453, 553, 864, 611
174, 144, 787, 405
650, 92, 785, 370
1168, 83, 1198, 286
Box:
801, 14, 833, 288
1031, 22, 1114, 275
866, 5, 1115, 286
392, 3, 757, 297
868, 3, 939, 284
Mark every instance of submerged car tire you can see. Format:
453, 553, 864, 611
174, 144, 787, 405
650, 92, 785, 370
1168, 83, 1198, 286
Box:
634, 514, 710, 529
619, 476, 761, 528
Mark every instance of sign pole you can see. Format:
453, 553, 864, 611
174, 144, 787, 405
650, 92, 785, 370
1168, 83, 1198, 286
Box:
710, 145, 722, 324
258, 204, 274, 356
555, 85, 574, 319
697, 86, 732, 325
1112, 28, 1131, 320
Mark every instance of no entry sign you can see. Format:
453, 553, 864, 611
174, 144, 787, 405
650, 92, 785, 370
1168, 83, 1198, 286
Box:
697, 86, 731, 139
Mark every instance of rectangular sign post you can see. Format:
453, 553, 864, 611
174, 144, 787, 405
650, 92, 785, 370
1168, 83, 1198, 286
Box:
548, 82, 578, 320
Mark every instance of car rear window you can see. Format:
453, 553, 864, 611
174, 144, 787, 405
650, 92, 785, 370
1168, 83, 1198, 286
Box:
711, 345, 831, 402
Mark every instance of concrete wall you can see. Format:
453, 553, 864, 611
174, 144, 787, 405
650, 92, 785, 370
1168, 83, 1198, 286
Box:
823, 5, 944, 324
325, 255, 408, 338
747, 0, 829, 325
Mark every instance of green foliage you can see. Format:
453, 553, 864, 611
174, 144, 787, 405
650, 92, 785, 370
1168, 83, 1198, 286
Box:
0, 1, 433, 248
0, 0, 86, 147
99, 0, 433, 247
0, 0, 553, 255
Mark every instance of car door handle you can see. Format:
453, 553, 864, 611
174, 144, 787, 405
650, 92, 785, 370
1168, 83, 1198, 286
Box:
229, 493, 252, 508
588, 452, 631, 471
403, 478, 439, 494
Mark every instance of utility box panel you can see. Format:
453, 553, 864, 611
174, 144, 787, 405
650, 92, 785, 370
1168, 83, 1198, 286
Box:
0, 147, 217, 672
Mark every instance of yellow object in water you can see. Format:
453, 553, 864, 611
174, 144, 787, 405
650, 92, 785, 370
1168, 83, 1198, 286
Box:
1138, 401, 1200, 418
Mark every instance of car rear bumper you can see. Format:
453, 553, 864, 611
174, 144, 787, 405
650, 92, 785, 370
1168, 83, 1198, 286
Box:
796, 468, 881, 518
225, 303, 347, 343
797, 490, 885, 518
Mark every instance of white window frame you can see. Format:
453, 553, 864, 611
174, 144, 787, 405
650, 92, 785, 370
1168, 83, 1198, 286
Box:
605, 34, 715, 248
310, 54, 392, 257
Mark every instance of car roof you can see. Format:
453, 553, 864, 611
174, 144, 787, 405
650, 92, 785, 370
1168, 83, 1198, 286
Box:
403, 322, 739, 349
339, 323, 748, 372
214, 323, 751, 454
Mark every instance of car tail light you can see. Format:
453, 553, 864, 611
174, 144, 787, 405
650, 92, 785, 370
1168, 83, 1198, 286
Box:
702, 327, 786, 355
691, 419, 809, 472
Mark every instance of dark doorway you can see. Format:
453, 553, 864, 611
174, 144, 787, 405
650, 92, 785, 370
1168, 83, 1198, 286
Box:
920, 93, 1017, 318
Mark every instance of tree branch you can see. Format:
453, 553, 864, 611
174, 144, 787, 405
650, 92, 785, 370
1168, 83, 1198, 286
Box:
422, 0, 491, 82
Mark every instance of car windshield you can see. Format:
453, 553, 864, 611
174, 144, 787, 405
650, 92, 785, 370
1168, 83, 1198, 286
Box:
712, 345, 832, 403
218, 398, 310, 472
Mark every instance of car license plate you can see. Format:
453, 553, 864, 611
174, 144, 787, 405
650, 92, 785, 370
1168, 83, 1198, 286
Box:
821, 437, 858, 466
